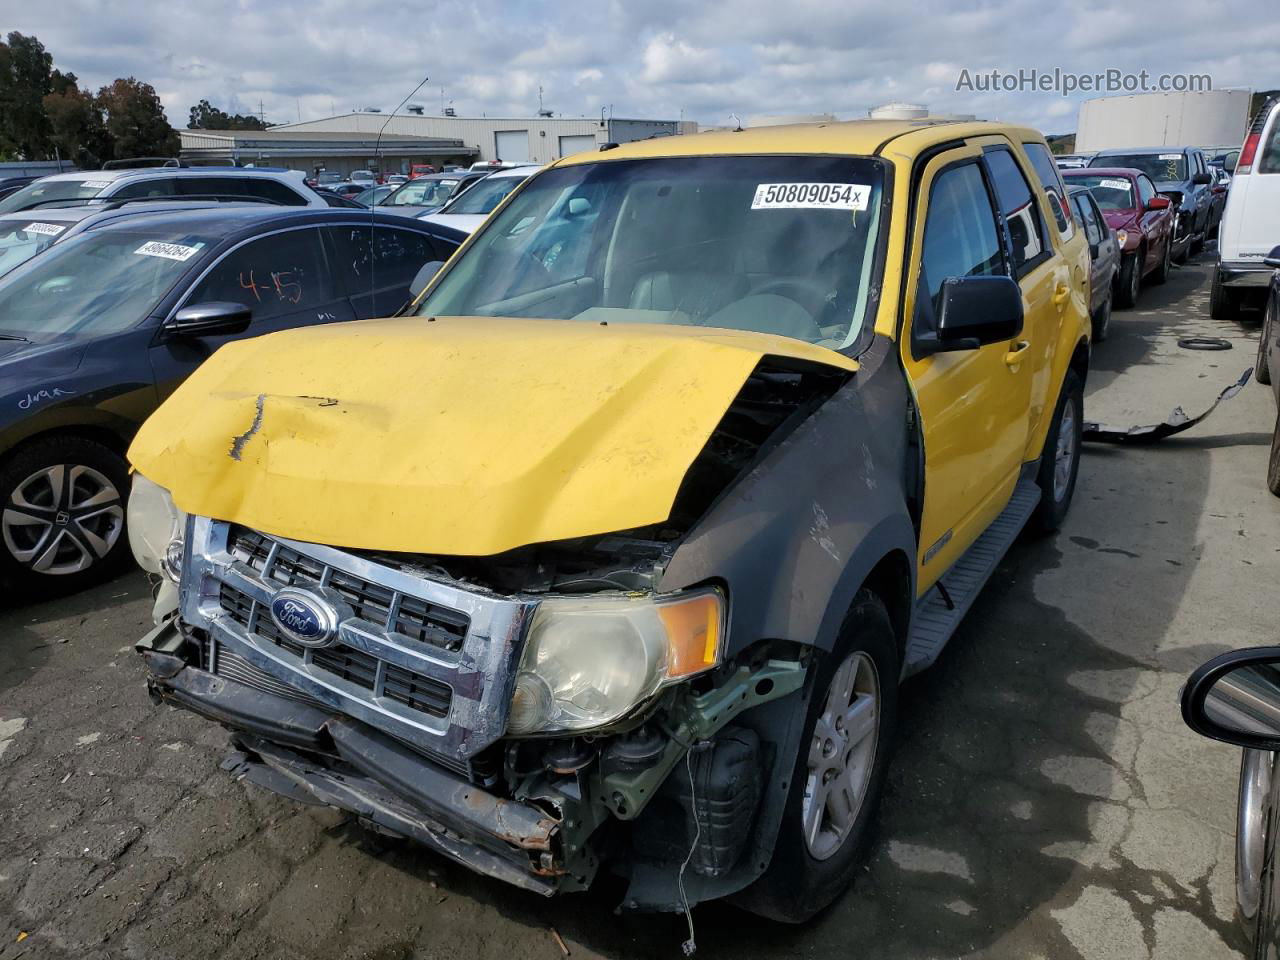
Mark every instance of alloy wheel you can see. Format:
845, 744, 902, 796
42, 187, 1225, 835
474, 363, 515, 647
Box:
1053, 400, 1079, 503
802, 650, 880, 861
1, 464, 124, 575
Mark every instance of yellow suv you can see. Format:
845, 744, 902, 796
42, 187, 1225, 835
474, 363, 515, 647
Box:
128, 119, 1090, 921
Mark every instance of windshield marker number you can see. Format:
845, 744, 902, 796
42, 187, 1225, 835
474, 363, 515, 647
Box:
751, 183, 870, 211
135, 241, 203, 262
22, 222, 65, 237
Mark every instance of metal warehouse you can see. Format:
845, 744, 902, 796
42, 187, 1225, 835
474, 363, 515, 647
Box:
177, 129, 478, 177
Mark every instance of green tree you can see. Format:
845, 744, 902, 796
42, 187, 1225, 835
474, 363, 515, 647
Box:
97, 77, 178, 159
44, 72, 111, 168
187, 98, 268, 130
0, 32, 54, 158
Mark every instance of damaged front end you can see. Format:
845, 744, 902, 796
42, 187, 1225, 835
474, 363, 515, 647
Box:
135, 352, 845, 908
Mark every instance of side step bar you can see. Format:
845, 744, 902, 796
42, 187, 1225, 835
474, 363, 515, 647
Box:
903, 479, 1041, 678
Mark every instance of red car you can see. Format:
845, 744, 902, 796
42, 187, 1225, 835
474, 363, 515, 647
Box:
1062, 167, 1175, 308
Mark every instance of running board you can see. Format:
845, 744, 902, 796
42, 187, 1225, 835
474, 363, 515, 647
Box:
903, 480, 1041, 678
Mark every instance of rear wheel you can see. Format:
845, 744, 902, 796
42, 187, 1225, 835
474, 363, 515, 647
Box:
1211, 271, 1240, 321
1092, 293, 1112, 342
1031, 370, 1083, 534
1268, 409, 1280, 498
1115, 252, 1141, 309
0, 436, 130, 598
1256, 295, 1274, 386
742, 589, 898, 923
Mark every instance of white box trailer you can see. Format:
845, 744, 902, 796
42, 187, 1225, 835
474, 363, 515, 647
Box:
1076, 90, 1253, 152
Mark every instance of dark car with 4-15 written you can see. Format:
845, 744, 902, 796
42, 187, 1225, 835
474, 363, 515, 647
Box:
0, 205, 465, 597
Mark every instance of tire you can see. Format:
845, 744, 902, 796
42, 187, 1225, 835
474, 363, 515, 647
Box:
1115, 252, 1140, 309
1030, 370, 1084, 535
1268, 409, 1280, 498
1092, 293, 1112, 343
0, 436, 131, 599
741, 589, 898, 923
1151, 234, 1172, 285
1256, 296, 1274, 386
1211, 271, 1240, 321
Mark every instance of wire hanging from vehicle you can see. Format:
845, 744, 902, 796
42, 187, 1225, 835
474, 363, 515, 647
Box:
371, 73, 431, 305
678, 741, 712, 956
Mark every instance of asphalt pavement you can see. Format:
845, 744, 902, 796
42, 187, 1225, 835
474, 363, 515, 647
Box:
1, 253, 1277, 960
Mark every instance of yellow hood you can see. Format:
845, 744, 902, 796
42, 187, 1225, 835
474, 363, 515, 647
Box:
129, 316, 856, 556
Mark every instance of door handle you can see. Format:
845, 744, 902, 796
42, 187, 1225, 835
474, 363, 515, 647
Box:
1053, 283, 1070, 305
1005, 340, 1031, 366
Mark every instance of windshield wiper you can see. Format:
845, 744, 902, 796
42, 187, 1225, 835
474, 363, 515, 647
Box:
0, 333, 30, 342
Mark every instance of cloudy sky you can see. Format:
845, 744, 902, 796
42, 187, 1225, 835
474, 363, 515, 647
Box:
11, 0, 1280, 134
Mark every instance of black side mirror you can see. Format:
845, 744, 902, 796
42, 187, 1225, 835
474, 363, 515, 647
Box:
164, 301, 252, 336
1192, 172, 1213, 185
1224, 156, 1237, 173
1088, 242, 1100, 261
917, 275, 1024, 356
409, 260, 445, 299
1264, 245, 1280, 269
1182, 647, 1280, 750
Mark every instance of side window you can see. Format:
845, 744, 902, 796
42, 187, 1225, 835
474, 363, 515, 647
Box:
985, 148, 1048, 275
920, 162, 1004, 317
1022, 141, 1073, 238
328, 226, 444, 292
175, 177, 253, 200
1261, 121, 1280, 174
246, 178, 310, 206
112, 177, 175, 200
1074, 196, 1102, 245
186, 229, 335, 320
1136, 176, 1157, 207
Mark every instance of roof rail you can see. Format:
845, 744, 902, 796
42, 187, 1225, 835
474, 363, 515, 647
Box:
101, 157, 188, 170
99, 194, 282, 210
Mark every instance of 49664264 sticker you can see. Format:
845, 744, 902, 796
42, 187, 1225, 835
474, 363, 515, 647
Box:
134, 241, 204, 262
751, 183, 871, 211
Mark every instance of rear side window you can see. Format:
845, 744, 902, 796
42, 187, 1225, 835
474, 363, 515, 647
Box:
1073, 195, 1102, 245
175, 177, 253, 200
328, 225, 448, 293
1261, 120, 1280, 175
920, 162, 1004, 316
246, 178, 310, 206
112, 178, 176, 200
1136, 175, 1157, 207
186, 228, 335, 320
1022, 141, 1073, 238
985, 148, 1048, 275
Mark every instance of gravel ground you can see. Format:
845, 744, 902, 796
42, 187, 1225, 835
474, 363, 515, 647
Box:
1, 253, 1276, 960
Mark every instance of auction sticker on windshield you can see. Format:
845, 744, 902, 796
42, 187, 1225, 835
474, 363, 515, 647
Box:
134, 241, 204, 262
22, 222, 65, 236
751, 183, 870, 211
1098, 179, 1131, 190
80, 180, 113, 189
1159, 154, 1182, 161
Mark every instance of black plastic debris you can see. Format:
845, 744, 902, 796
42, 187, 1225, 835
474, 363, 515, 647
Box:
1177, 336, 1233, 351
1082, 368, 1253, 445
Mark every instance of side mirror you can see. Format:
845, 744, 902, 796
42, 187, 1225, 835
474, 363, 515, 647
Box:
164, 301, 252, 336
1192, 172, 1213, 185
1264, 244, 1280, 269
1224, 156, 1238, 173
1146, 196, 1172, 210
1088, 242, 1100, 261
409, 260, 444, 298
917, 275, 1023, 355
1182, 647, 1280, 750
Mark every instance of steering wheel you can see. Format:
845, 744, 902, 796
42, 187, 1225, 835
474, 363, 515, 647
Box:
752, 277, 834, 319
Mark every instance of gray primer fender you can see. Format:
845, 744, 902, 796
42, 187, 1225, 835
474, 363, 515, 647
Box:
641, 334, 917, 908
660, 332, 917, 656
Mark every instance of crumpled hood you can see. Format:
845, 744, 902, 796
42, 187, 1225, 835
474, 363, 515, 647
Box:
129, 316, 856, 556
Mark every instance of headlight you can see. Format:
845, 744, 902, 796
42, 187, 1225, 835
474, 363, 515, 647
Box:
1115, 229, 1129, 248
507, 588, 725, 735
127, 472, 186, 582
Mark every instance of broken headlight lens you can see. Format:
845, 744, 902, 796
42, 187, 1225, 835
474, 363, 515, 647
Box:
127, 472, 186, 582
507, 589, 725, 735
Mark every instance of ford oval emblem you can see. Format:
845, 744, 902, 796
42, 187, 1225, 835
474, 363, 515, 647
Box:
269, 589, 339, 648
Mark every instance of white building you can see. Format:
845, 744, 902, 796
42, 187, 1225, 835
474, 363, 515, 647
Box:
1075, 90, 1253, 152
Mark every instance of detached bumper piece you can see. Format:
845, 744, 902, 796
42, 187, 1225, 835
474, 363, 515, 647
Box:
140, 629, 561, 897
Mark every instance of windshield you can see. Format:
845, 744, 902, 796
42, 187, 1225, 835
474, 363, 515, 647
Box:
0, 219, 72, 275
0, 230, 212, 340
1070, 175, 1136, 211
416, 155, 886, 349
385, 178, 459, 207
1094, 153, 1187, 182
441, 174, 530, 215
0, 178, 113, 214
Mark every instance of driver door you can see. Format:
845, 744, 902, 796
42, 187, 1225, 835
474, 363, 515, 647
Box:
900, 146, 1035, 591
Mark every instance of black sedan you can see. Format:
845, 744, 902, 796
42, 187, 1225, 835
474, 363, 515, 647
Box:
1255, 244, 1280, 495
0, 206, 464, 596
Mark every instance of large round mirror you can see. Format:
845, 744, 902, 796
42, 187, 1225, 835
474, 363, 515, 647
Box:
1184, 648, 1280, 749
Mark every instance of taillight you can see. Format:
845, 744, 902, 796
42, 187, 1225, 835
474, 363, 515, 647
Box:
1237, 132, 1261, 175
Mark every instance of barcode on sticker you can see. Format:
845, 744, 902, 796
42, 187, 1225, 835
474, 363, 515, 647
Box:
135, 241, 203, 262
80, 180, 113, 189
1158, 154, 1182, 161
751, 183, 870, 211
1098, 179, 1131, 191
22, 222, 65, 236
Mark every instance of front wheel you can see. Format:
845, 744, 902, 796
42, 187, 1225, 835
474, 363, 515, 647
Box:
741, 589, 898, 923
1256, 296, 1274, 386
1115, 252, 1141, 309
1030, 370, 1083, 534
1268, 409, 1280, 498
1092, 293, 1112, 342
0, 436, 131, 598
1151, 234, 1172, 285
